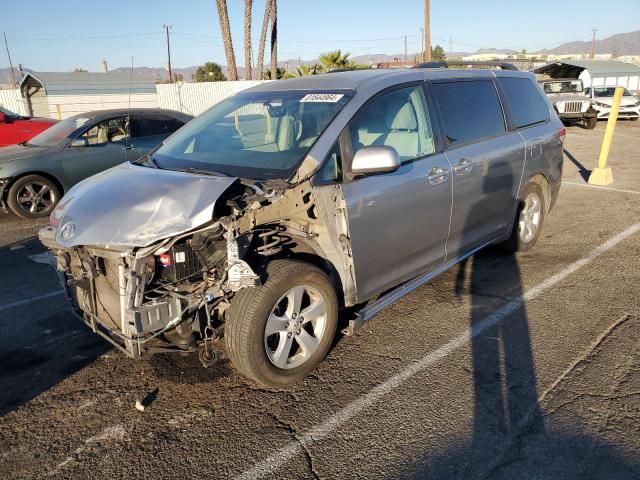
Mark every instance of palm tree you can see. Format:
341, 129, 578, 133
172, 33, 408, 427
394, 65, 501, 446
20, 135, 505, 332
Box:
263, 67, 286, 80
215, 0, 238, 80
269, 0, 277, 80
256, 0, 271, 77
244, 0, 252, 79
319, 50, 353, 71
291, 64, 322, 77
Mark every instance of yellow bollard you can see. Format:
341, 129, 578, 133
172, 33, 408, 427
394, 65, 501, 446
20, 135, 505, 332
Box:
588, 86, 624, 186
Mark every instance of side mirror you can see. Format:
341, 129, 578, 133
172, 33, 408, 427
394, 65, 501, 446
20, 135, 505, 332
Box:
351, 145, 401, 176
70, 137, 89, 148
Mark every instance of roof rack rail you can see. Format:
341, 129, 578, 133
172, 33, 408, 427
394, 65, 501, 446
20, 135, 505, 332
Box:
413, 61, 519, 71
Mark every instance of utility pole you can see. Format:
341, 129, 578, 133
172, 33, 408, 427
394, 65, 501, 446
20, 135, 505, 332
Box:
420, 28, 424, 62
3, 32, 17, 88
424, 0, 431, 61
404, 35, 407, 62
163, 24, 173, 83
591, 28, 597, 59
449, 36, 453, 57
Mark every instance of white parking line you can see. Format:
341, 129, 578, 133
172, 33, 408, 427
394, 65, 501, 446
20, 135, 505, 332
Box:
563, 182, 640, 195
237, 221, 640, 480
0, 290, 64, 313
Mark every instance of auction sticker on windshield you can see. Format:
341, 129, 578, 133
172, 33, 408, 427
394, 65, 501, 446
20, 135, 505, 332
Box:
300, 93, 344, 103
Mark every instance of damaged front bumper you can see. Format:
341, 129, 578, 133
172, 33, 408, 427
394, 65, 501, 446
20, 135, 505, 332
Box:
39, 223, 258, 359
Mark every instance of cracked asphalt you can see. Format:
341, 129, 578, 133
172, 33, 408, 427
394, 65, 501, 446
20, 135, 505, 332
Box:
0, 120, 639, 479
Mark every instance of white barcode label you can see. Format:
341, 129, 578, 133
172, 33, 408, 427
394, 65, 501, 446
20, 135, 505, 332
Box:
175, 252, 186, 263
300, 93, 344, 103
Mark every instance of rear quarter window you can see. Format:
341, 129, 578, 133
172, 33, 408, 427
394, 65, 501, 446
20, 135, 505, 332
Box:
498, 77, 550, 129
432, 80, 506, 147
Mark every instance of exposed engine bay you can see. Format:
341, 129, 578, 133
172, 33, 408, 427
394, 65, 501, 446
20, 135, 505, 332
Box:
39, 176, 355, 366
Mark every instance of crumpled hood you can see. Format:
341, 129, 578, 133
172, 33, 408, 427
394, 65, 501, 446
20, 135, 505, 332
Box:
0, 144, 53, 164
51, 162, 238, 248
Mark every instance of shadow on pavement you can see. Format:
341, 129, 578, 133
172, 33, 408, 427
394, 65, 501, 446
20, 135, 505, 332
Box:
0, 238, 111, 416
398, 250, 640, 479
563, 148, 591, 182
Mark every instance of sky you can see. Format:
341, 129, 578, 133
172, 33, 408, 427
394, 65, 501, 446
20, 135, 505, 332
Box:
1, 0, 639, 72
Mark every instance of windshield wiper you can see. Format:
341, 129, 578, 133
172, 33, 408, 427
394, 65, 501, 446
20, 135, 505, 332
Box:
171, 167, 231, 178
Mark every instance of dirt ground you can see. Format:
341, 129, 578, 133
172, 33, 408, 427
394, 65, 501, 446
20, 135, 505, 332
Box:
0, 120, 639, 479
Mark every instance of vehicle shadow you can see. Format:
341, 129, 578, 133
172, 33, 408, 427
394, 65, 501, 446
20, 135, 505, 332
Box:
563, 147, 591, 182
0, 236, 110, 416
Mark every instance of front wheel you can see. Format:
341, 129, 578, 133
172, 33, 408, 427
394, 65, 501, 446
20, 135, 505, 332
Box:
7, 175, 61, 219
500, 182, 546, 253
584, 114, 598, 130
225, 260, 338, 387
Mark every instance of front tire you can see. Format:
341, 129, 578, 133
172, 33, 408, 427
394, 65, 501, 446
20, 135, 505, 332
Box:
7, 175, 60, 219
584, 114, 598, 130
501, 182, 546, 253
225, 260, 338, 387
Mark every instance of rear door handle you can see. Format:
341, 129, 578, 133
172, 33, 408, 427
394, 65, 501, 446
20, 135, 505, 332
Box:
454, 158, 473, 175
123, 144, 135, 151
428, 166, 449, 185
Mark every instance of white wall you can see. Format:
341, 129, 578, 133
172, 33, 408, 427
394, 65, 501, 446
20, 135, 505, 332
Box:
45, 93, 157, 119
0, 89, 28, 116
155, 80, 271, 116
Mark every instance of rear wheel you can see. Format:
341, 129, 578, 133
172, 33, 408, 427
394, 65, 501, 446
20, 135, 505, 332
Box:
501, 182, 546, 253
225, 260, 338, 387
7, 175, 60, 219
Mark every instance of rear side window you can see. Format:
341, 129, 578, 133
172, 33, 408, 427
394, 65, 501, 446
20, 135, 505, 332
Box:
498, 77, 549, 129
132, 114, 185, 138
432, 80, 505, 147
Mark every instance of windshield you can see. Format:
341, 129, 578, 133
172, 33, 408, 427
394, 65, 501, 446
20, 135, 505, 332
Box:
27, 116, 91, 147
153, 90, 351, 180
594, 87, 633, 97
543, 80, 583, 94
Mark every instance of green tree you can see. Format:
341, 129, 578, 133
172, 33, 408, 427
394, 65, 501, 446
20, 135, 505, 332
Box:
290, 64, 323, 77
193, 62, 227, 82
431, 45, 446, 61
73, 67, 88, 72
263, 67, 286, 80
319, 50, 353, 71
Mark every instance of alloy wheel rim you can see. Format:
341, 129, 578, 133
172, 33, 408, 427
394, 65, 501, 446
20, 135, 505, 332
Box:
264, 284, 327, 370
16, 181, 56, 215
518, 192, 542, 243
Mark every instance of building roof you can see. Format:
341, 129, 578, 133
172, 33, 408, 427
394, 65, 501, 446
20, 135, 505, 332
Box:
19, 71, 156, 95
534, 60, 640, 79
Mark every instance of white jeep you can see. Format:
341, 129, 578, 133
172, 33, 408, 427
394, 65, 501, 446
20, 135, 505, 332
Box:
539, 78, 597, 129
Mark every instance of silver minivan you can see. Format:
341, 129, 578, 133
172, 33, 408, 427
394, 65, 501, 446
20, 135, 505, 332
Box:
40, 67, 564, 387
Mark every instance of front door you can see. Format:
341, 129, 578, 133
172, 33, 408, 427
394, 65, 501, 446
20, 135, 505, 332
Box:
61, 116, 129, 185
341, 84, 453, 301
431, 79, 525, 256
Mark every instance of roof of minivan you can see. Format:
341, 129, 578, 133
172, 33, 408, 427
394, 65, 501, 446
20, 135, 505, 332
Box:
248, 68, 529, 93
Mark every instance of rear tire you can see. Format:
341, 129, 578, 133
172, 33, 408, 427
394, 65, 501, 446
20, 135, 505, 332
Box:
500, 182, 546, 253
225, 260, 338, 387
7, 175, 60, 219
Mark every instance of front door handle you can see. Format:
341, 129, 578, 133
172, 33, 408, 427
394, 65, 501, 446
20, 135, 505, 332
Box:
454, 158, 473, 175
122, 144, 135, 151
428, 166, 450, 185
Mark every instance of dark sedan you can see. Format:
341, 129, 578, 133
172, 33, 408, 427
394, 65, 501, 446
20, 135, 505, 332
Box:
0, 108, 192, 218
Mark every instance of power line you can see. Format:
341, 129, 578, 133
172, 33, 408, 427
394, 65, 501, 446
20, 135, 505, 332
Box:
3, 32, 17, 87
12, 32, 162, 42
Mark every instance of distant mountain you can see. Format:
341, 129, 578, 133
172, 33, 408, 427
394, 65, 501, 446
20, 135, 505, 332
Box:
473, 48, 517, 55
544, 30, 640, 55
1, 30, 637, 86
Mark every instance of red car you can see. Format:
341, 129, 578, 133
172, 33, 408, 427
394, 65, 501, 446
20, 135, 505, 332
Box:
0, 106, 58, 147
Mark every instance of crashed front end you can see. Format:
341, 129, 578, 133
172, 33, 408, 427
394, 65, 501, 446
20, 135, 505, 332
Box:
37, 163, 266, 359
38, 161, 353, 361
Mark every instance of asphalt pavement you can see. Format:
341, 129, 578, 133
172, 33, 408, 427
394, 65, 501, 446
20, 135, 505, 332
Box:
0, 120, 639, 479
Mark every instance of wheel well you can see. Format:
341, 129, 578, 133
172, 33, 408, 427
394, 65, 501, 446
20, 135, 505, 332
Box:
4, 171, 64, 198
268, 248, 346, 309
526, 173, 551, 213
